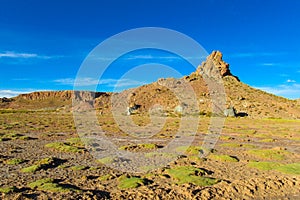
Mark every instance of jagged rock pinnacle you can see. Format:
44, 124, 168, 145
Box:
197, 51, 239, 81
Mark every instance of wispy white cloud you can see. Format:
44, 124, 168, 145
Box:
54, 77, 146, 88
287, 79, 296, 83
111, 79, 147, 88
54, 77, 99, 86
261, 63, 279, 66
255, 84, 300, 99
0, 51, 52, 59
228, 52, 286, 58
0, 89, 32, 98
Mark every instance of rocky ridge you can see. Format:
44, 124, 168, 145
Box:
1, 51, 300, 119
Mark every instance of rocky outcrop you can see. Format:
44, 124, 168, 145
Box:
15, 91, 106, 101
224, 107, 237, 117
197, 51, 240, 81
16, 91, 74, 100
0, 97, 14, 103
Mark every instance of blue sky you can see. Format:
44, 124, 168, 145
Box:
0, 0, 300, 99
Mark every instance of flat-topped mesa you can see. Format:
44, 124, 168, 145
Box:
15, 91, 106, 101
197, 51, 240, 81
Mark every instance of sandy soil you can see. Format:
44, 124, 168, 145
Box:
0, 112, 299, 199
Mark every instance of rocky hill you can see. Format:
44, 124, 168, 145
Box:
1, 51, 300, 119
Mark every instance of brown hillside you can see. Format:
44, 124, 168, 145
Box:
1, 51, 300, 119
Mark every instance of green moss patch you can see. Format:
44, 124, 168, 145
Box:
220, 143, 256, 148
45, 141, 85, 153
247, 148, 290, 161
275, 163, 300, 175
208, 154, 239, 162
248, 161, 282, 170
259, 138, 276, 142
118, 176, 149, 189
21, 157, 63, 173
0, 186, 18, 194
0, 133, 34, 141
28, 178, 80, 192
98, 174, 113, 181
5, 158, 25, 165
66, 137, 85, 147
166, 166, 219, 186
175, 145, 204, 155
119, 143, 159, 151
248, 161, 300, 175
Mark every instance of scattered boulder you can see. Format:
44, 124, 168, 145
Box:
174, 103, 188, 114
224, 107, 237, 117
126, 104, 141, 115
174, 105, 183, 114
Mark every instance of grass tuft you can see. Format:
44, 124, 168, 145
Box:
0, 186, 17, 194
166, 166, 219, 186
118, 176, 148, 189
208, 154, 239, 162
28, 178, 80, 192
248, 161, 282, 170
21, 157, 59, 173
248, 161, 300, 175
5, 158, 25, 165
119, 143, 158, 151
247, 148, 290, 160
275, 163, 300, 175
220, 143, 256, 148
175, 145, 204, 155
45, 141, 85, 153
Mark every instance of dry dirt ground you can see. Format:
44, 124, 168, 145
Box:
0, 110, 299, 199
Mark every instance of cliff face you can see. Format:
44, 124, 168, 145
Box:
0, 91, 110, 110
16, 91, 73, 101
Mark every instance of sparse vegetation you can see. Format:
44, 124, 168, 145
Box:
175, 145, 204, 155
98, 174, 113, 181
247, 148, 290, 160
118, 176, 148, 189
220, 143, 256, 148
21, 157, 59, 173
5, 158, 25, 165
248, 161, 300, 175
260, 138, 276, 142
275, 163, 300, 175
28, 178, 80, 192
1, 61, 300, 199
0, 186, 18, 194
166, 166, 219, 186
45, 141, 85, 153
208, 154, 239, 162
119, 143, 159, 151
248, 161, 282, 170
0, 133, 33, 141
